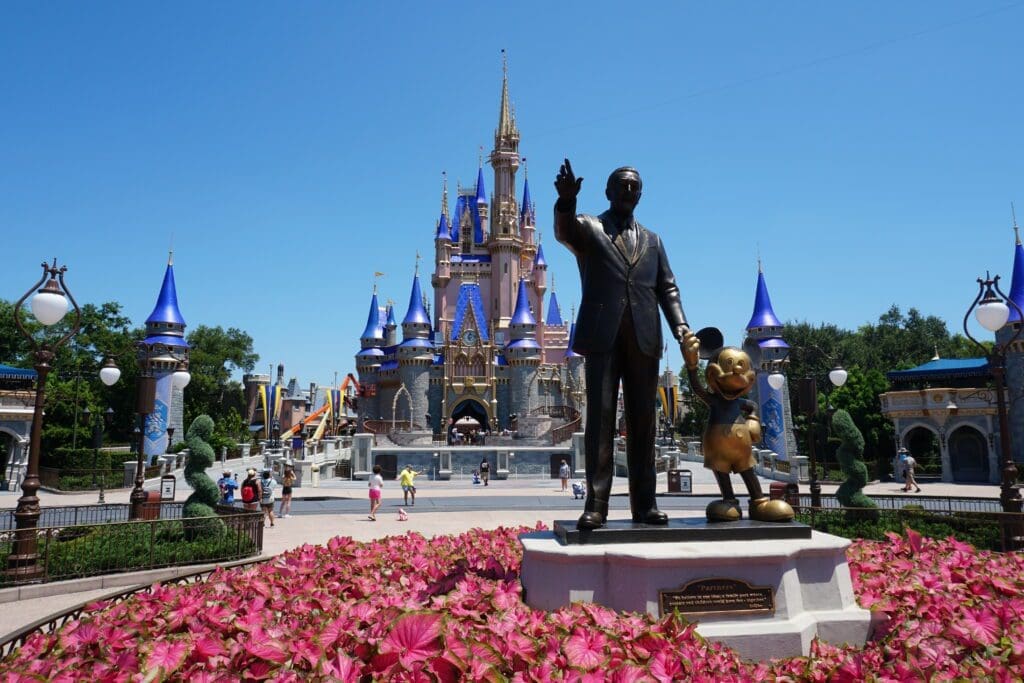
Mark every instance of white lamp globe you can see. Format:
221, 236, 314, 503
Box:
767, 372, 786, 391
99, 360, 121, 387
30, 289, 69, 326
172, 366, 191, 390
975, 300, 1010, 332
828, 367, 849, 388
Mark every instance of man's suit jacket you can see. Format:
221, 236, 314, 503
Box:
555, 203, 688, 359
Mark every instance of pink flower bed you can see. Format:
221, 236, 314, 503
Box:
3, 526, 1023, 681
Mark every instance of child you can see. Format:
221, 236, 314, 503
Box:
279, 465, 296, 518
368, 464, 383, 521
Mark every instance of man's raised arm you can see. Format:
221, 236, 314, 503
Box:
553, 158, 586, 256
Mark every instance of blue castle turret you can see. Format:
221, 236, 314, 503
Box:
398, 269, 434, 427
507, 279, 541, 419
745, 263, 798, 461
355, 288, 385, 423
997, 225, 1024, 463
142, 252, 190, 460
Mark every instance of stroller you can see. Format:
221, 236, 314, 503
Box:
571, 481, 585, 500
472, 471, 481, 485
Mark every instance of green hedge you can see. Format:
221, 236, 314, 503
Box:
797, 507, 1004, 551
48, 447, 119, 471
0, 519, 256, 586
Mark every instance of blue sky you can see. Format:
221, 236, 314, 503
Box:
2, 2, 1022, 386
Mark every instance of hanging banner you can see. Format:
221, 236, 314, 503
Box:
756, 374, 788, 460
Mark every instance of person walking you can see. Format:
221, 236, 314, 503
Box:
901, 450, 922, 493
217, 470, 238, 505
399, 464, 423, 505
279, 465, 296, 518
240, 468, 262, 512
260, 468, 277, 527
559, 459, 571, 492
479, 458, 490, 486
368, 464, 384, 520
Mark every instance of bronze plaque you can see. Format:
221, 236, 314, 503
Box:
658, 578, 775, 619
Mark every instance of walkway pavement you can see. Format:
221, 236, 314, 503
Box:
0, 463, 1003, 643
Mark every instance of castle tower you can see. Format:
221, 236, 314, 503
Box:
432, 174, 452, 323
242, 373, 271, 427
520, 171, 536, 246
506, 278, 541, 417
398, 268, 434, 427
487, 54, 524, 328
746, 263, 798, 460
384, 303, 398, 347
355, 287, 385, 424
997, 223, 1024, 463
142, 252, 190, 460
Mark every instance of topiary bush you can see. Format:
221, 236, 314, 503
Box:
832, 409, 879, 521
182, 415, 224, 539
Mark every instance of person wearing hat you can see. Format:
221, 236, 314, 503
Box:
259, 468, 277, 527
240, 468, 262, 512
398, 464, 423, 506
217, 470, 238, 505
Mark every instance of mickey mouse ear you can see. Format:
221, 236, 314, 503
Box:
695, 327, 724, 360
742, 337, 763, 367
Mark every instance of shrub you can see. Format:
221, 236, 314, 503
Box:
182, 416, 223, 539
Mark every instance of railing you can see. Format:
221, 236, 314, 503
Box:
0, 555, 271, 658
0, 508, 263, 587
796, 493, 1002, 514
797, 505, 1022, 552
551, 416, 581, 445
0, 503, 185, 531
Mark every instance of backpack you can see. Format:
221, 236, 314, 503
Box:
241, 480, 257, 503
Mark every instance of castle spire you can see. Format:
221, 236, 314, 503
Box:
546, 291, 563, 326
145, 256, 187, 330
359, 289, 384, 343
746, 265, 783, 329
475, 157, 487, 205
510, 278, 536, 326
1008, 208, 1024, 323
497, 48, 517, 140
402, 271, 431, 326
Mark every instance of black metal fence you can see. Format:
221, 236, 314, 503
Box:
797, 505, 1022, 552
0, 503, 185, 531
797, 493, 1003, 514
0, 506, 262, 586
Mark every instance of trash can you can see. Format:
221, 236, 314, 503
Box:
310, 464, 321, 488
667, 469, 692, 494
769, 482, 787, 500
141, 490, 161, 520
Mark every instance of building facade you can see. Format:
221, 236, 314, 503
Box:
354, 60, 581, 436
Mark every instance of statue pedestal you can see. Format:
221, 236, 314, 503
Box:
520, 521, 874, 661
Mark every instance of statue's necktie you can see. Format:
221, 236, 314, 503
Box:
617, 224, 635, 260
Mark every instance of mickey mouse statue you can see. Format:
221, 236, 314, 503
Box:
683, 327, 794, 523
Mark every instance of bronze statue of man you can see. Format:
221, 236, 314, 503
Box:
554, 159, 689, 530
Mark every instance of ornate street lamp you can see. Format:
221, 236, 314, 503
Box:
7, 260, 80, 579
962, 273, 1023, 514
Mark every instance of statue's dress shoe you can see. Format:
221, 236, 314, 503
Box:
749, 497, 795, 523
706, 498, 743, 522
576, 511, 606, 530
631, 509, 669, 525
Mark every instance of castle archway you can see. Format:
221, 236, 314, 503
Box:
948, 425, 989, 483
903, 425, 941, 477
449, 399, 490, 433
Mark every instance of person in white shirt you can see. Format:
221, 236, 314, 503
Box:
368, 464, 384, 520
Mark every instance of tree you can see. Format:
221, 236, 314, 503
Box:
184, 326, 259, 432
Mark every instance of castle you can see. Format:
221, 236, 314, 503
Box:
353, 59, 584, 438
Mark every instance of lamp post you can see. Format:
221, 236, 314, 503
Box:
769, 354, 848, 509
962, 273, 1023, 514
99, 407, 113, 504
7, 260, 80, 579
